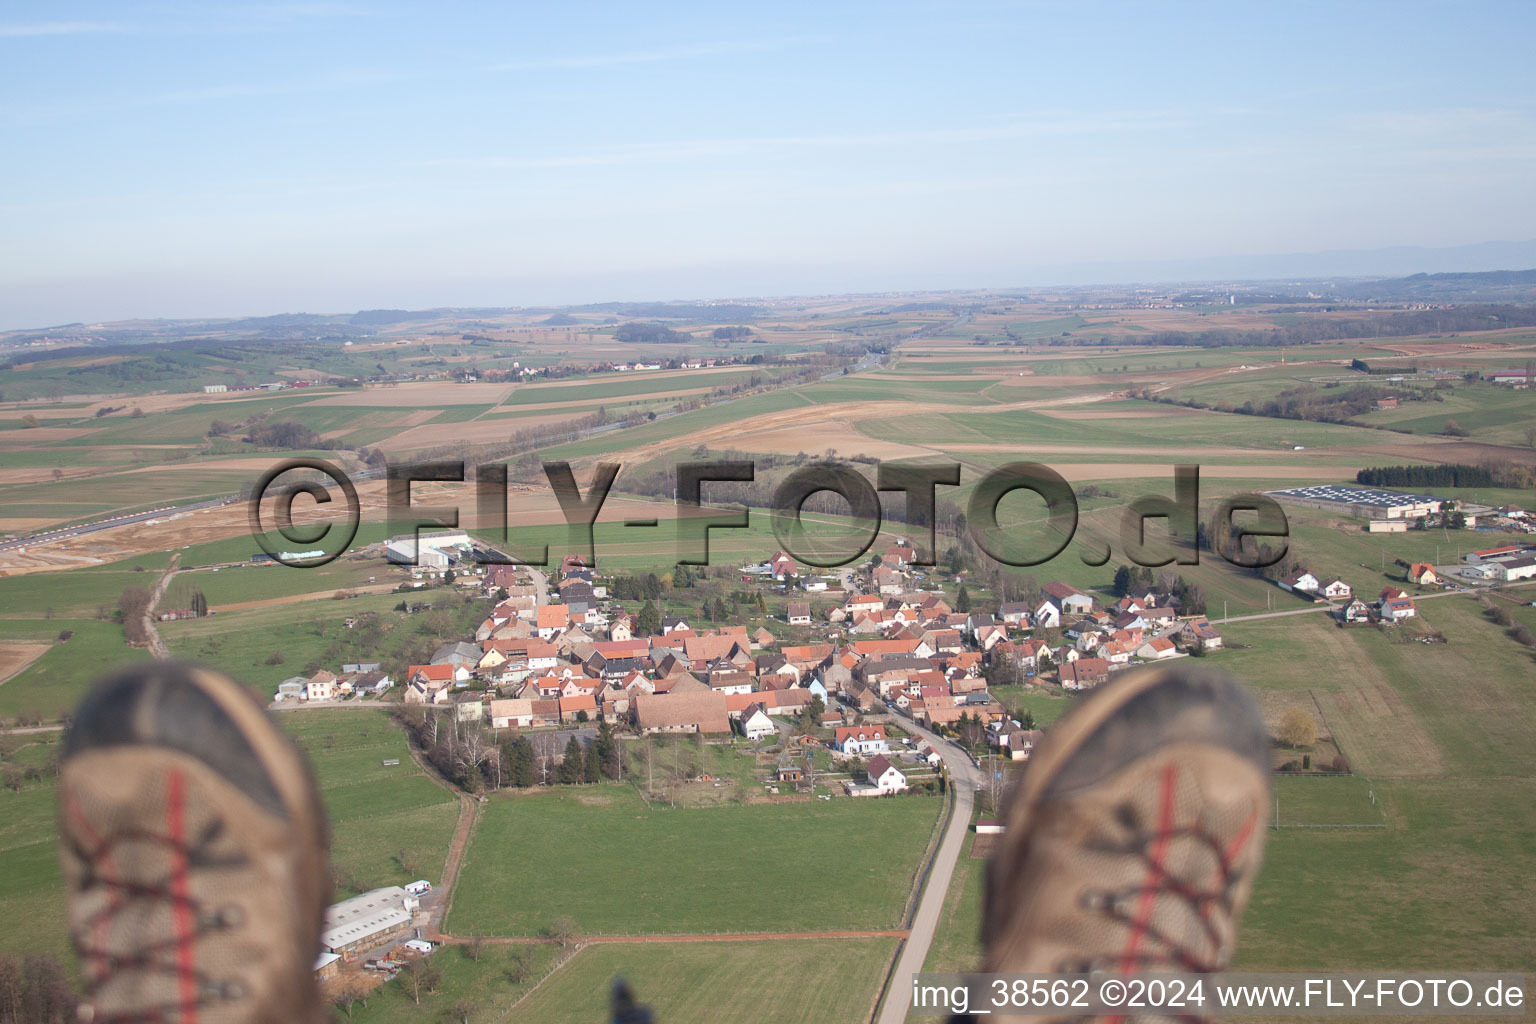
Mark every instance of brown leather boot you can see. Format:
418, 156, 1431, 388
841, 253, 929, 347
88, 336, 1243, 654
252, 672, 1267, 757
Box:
58, 663, 331, 1023
982, 665, 1271, 1018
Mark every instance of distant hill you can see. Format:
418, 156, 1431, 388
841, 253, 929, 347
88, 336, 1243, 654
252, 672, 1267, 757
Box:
1329, 268, 1536, 301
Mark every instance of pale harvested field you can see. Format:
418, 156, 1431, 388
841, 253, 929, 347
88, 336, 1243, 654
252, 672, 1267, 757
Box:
1307, 628, 1447, 779
941, 442, 1287, 457
1040, 463, 1359, 481
713, 420, 939, 460
1038, 408, 1203, 419
0, 518, 64, 531
0, 644, 50, 685
484, 386, 718, 413
0, 427, 101, 443
0, 466, 106, 484
377, 413, 584, 451
305, 382, 515, 407
606, 394, 1118, 466
116, 456, 343, 475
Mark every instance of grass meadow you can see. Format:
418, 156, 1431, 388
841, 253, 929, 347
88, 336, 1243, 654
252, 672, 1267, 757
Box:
506, 938, 898, 1024
448, 785, 942, 937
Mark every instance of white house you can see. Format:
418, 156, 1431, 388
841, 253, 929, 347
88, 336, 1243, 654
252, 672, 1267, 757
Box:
1319, 577, 1352, 600
738, 703, 777, 741
835, 724, 889, 755
305, 674, 337, 702
865, 754, 907, 793
1279, 570, 1321, 594
1135, 637, 1179, 660
1031, 599, 1061, 629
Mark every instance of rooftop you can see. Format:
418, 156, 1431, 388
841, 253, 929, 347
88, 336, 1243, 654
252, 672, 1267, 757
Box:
1266, 484, 1444, 507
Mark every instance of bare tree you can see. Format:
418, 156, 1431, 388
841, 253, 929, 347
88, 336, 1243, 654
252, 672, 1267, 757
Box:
329, 974, 371, 1018
504, 947, 535, 984
464, 934, 486, 963
402, 958, 442, 1006
547, 915, 581, 948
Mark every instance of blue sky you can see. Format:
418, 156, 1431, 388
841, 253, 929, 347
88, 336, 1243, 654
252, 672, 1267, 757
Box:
2, 1, 1534, 327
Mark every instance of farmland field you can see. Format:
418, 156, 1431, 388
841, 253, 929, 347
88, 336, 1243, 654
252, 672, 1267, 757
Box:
506, 939, 898, 1024
5, 290, 1536, 1020
449, 785, 942, 936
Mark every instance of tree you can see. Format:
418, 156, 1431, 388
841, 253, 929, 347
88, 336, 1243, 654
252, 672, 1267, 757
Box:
464, 934, 486, 962
583, 740, 603, 783
441, 998, 479, 1024
592, 721, 620, 780
403, 958, 442, 1005
548, 914, 581, 947
559, 735, 584, 784
504, 736, 535, 787
329, 974, 371, 1018
1277, 708, 1318, 749
1112, 565, 1134, 597
504, 947, 535, 983
635, 600, 661, 636
955, 584, 971, 613
443, 568, 456, 584
805, 694, 825, 727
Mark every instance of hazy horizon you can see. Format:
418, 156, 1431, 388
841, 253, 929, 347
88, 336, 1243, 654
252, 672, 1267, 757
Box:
4, 1, 1535, 328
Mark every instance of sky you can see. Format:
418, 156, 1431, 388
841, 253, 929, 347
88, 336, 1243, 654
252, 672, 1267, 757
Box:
2, 1, 1535, 327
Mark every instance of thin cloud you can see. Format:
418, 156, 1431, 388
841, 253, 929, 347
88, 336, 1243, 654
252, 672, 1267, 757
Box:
1, 4, 367, 39
495, 37, 814, 71
0, 21, 126, 37
411, 116, 1182, 171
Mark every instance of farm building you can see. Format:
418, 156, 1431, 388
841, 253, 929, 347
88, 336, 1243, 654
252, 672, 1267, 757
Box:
1497, 556, 1536, 582
321, 887, 419, 957
1464, 545, 1532, 564
1266, 485, 1445, 520
383, 530, 471, 566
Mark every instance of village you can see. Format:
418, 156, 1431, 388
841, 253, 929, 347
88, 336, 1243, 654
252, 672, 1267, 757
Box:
272, 530, 1244, 777
268, 514, 1536, 986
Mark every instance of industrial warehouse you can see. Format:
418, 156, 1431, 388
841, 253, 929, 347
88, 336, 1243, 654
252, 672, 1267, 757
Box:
382, 530, 473, 567
320, 886, 421, 957
1265, 484, 1448, 520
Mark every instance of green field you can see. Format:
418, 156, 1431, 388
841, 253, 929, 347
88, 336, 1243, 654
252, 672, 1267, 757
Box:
449, 785, 941, 936
346, 943, 561, 1024
0, 708, 456, 971
0, 620, 151, 721
280, 711, 461, 893
506, 939, 898, 1024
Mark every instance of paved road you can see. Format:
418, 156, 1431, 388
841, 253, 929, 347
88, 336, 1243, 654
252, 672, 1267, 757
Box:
876, 711, 984, 1024
0, 497, 234, 553
1221, 578, 1536, 624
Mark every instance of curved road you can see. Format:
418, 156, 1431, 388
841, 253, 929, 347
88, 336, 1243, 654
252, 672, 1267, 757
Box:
877, 710, 984, 1024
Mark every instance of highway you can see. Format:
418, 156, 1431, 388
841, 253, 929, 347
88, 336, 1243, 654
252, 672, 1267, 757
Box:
0, 496, 236, 554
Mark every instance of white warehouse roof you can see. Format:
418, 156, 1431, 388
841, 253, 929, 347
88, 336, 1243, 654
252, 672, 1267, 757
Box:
320, 886, 414, 951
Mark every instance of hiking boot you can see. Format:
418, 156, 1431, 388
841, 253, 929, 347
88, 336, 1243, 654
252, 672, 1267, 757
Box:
58, 662, 331, 1023
981, 665, 1270, 1009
